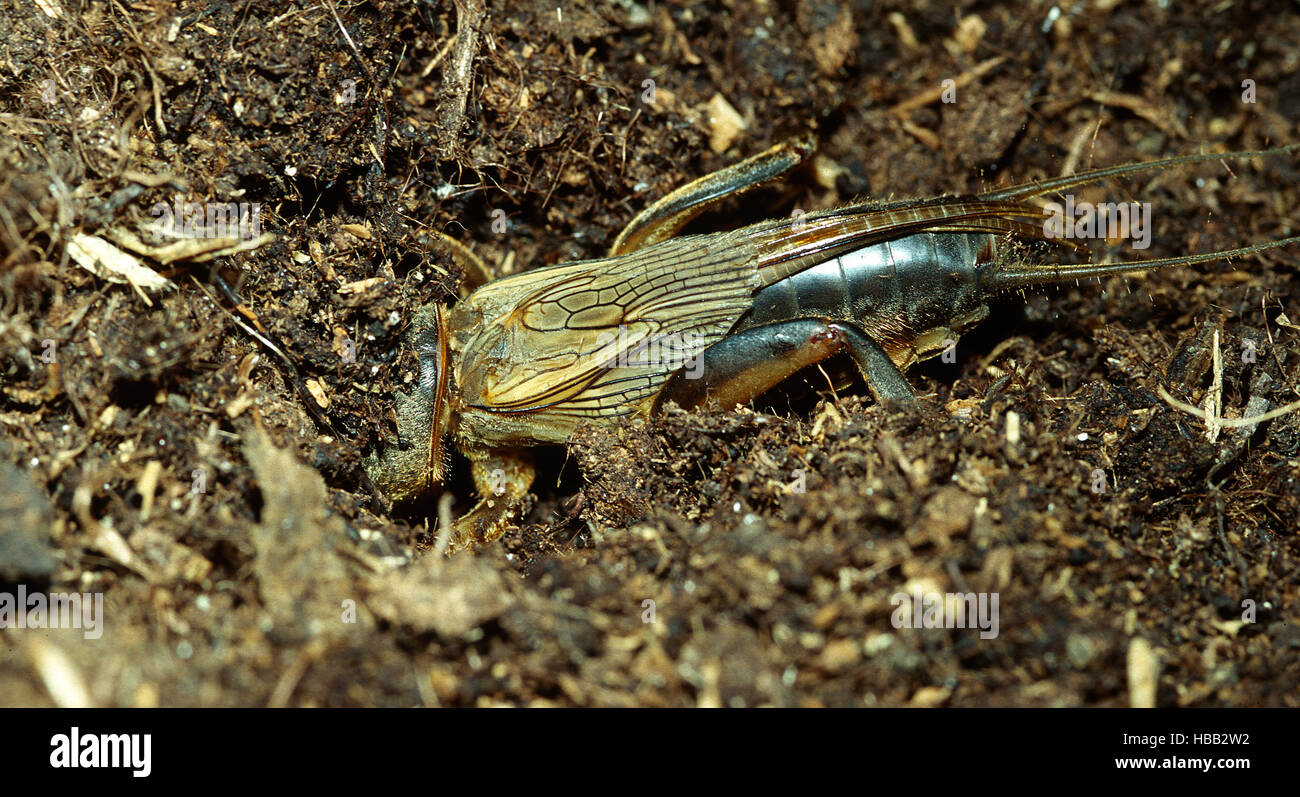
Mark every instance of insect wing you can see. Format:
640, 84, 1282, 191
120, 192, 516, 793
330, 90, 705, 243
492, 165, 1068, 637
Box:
745, 199, 1049, 286
468, 235, 763, 416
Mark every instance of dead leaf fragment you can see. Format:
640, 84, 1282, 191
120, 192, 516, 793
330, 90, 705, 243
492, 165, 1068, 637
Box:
66, 233, 173, 304
243, 426, 356, 641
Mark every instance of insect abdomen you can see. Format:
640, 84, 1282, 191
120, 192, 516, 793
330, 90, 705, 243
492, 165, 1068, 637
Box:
734, 231, 993, 355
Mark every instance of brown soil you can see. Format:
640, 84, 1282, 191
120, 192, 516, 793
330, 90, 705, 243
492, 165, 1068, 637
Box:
1, 0, 1298, 707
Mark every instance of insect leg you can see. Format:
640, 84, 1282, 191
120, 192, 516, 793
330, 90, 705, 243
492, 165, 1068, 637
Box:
653, 318, 917, 413
609, 135, 816, 256
447, 447, 536, 550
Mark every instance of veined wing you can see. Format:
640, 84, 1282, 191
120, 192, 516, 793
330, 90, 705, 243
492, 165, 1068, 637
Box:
465, 233, 764, 414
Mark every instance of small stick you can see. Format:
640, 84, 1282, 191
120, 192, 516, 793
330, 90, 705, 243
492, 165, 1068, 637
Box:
437, 0, 487, 153
890, 56, 1005, 117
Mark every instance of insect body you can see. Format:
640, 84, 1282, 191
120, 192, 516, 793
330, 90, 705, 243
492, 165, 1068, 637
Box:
369, 140, 1298, 547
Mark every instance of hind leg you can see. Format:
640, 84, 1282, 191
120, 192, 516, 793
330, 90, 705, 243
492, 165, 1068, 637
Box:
654, 318, 917, 412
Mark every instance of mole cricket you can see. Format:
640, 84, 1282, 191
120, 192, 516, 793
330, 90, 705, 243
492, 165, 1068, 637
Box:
366, 138, 1299, 548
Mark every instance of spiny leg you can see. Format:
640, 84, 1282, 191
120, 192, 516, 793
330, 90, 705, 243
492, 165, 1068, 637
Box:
445, 447, 536, 551
609, 135, 816, 256
653, 318, 918, 413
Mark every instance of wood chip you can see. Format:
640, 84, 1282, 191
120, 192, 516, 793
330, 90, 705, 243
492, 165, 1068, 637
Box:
1088, 90, 1189, 139
705, 93, 746, 154
305, 378, 330, 409
338, 277, 385, 295
951, 14, 986, 53
887, 12, 919, 51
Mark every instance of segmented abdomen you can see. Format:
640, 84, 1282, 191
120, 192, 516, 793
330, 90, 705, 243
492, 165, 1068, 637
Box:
733, 231, 994, 355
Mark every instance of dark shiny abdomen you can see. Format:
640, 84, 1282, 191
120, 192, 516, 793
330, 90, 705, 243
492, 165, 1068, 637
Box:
733, 232, 993, 338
